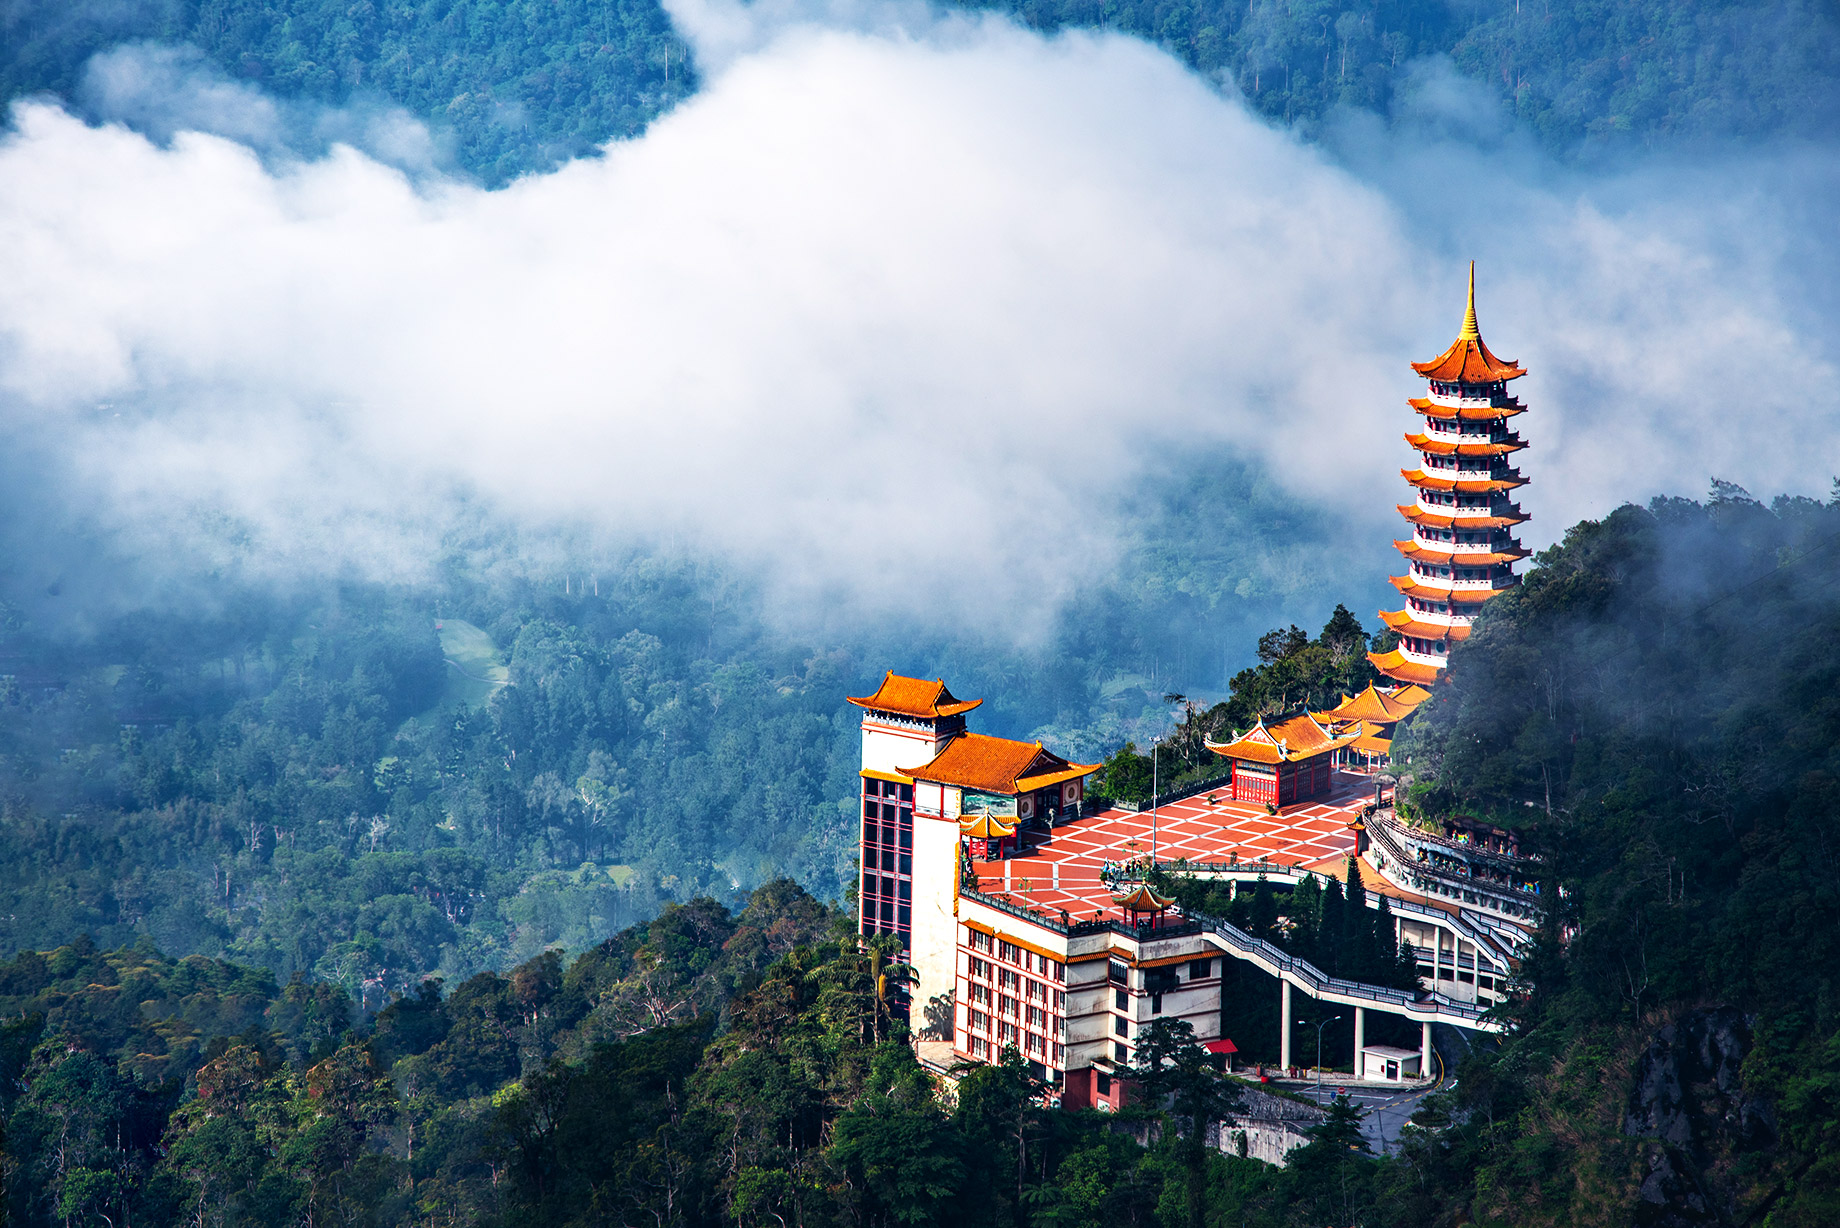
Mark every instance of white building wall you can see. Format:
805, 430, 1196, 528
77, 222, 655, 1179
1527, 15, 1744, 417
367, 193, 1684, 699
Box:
907, 814, 962, 1032
860, 720, 947, 775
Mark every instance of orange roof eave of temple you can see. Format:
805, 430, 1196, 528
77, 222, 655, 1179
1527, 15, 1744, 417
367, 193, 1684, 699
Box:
1378, 610, 1473, 642
1410, 398, 1524, 421
1407, 434, 1527, 457
1367, 648, 1444, 687
1394, 541, 1532, 566
1388, 575, 1512, 603
1397, 505, 1528, 530
1409, 263, 1527, 383
848, 672, 983, 718
1403, 469, 1528, 493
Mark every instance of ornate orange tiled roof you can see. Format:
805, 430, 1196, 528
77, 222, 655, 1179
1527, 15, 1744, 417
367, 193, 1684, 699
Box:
900, 733, 1097, 795
1393, 684, 1433, 705
1407, 434, 1526, 457
1394, 541, 1532, 566
1205, 712, 1357, 765
1366, 648, 1443, 686
1402, 469, 1528, 493
1410, 265, 1526, 384
1112, 884, 1175, 912
959, 813, 1017, 839
1409, 398, 1523, 420
848, 671, 983, 718
1396, 505, 1528, 529
1319, 682, 1419, 723
1375, 612, 1472, 642
1387, 576, 1509, 604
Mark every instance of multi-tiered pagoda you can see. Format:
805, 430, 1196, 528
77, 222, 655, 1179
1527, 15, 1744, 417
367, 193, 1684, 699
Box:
1368, 264, 1530, 686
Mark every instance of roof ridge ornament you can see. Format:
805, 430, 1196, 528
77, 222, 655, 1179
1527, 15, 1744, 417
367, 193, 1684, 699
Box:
1460, 260, 1480, 341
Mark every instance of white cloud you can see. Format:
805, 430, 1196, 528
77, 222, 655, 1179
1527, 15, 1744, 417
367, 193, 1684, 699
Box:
0, 5, 1833, 635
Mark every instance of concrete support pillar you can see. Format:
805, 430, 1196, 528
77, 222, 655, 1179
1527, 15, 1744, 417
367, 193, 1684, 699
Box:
1353, 1007, 1366, 1077
1279, 981, 1292, 1070
1421, 1021, 1433, 1077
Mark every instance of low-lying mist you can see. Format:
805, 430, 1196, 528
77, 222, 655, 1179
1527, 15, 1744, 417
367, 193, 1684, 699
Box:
0, 0, 1832, 657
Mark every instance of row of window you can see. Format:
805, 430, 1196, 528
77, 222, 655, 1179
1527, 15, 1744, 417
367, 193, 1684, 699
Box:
864, 778, 915, 802
965, 929, 1067, 983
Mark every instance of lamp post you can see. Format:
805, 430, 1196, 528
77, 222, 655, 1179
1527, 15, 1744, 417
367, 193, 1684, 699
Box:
1297, 1014, 1343, 1099
1150, 735, 1161, 864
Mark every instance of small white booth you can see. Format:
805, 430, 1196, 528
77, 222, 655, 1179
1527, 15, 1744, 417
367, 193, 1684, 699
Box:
1359, 1045, 1424, 1083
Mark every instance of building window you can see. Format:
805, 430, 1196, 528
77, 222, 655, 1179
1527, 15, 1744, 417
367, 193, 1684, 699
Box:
1108, 960, 1128, 986
1114, 988, 1128, 1011
1115, 1041, 1128, 1062
1151, 994, 1163, 1015
1095, 1072, 1112, 1095
1114, 1015, 1128, 1036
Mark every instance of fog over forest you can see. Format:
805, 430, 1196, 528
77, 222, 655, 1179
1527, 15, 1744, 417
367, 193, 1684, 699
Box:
0, 0, 1834, 640
0, 0, 1833, 976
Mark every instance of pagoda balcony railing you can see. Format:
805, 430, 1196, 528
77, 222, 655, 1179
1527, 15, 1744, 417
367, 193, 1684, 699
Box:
1405, 608, 1476, 625
1395, 643, 1448, 667
1417, 500, 1525, 520
1412, 534, 1519, 554
1411, 572, 1517, 592
1424, 388, 1519, 410
1422, 431, 1517, 448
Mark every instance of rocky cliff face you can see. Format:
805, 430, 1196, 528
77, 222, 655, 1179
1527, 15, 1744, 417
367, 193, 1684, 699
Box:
1624, 1007, 1778, 1227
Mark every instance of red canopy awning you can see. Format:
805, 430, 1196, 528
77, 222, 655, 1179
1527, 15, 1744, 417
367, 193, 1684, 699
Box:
1204, 1038, 1238, 1055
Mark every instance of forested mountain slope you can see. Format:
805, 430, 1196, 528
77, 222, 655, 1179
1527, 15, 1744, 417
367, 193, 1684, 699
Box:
1389, 486, 1840, 1225
2, 0, 1834, 183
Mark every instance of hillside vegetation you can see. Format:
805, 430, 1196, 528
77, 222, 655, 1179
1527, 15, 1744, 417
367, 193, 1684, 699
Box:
2, 0, 1834, 182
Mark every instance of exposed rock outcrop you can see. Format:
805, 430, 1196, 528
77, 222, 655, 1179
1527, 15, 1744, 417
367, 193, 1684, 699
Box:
1623, 1006, 1777, 1227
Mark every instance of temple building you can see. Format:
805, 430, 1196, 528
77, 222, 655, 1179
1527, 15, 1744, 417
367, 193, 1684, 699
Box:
1204, 713, 1356, 805
1313, 681, 1431, 771
848, 671, 1099, 1026
1369, 264, 1532, 687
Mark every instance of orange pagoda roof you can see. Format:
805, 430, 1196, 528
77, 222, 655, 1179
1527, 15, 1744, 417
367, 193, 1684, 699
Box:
1367, 648, 1442, 687
900, 733, 1098, 795
1316, 681, 1428, 724
1407, 434, 1526, 457
1112, 884, 1175, 912
959, 813, 1017, 839
1410, 264, 1526, 384
1397, 505, 1527, 530
1376, 611, 1472, 642
1403, 468, 1527, 493
1409, 397, 1523, 420
1394, 541, 1531, 566
849, 672, 982, 718
1205, 712, 1357, 765
1387, 576, 1509, 604
1349, 722, 1395, 755
1394, 683, 1432, 705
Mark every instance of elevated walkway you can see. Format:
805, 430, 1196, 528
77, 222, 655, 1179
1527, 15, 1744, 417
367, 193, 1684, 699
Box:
1202, 916, 1503, 1032
1156, 858, 1524, 972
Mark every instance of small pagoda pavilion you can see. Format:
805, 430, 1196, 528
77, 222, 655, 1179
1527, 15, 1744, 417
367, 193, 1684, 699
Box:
1369, 264, 1532, 687
1314, 681, 1431, 770
1205, 713, 1357, 806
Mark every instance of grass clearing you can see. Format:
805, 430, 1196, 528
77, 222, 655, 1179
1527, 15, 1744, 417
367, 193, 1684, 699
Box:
437, 619, 508, 709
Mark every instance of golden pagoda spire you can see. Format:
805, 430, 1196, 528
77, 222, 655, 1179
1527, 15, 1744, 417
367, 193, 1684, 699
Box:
1459, 260, 1479, 341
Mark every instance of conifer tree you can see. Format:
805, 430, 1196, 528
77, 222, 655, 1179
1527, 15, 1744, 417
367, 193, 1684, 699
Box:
1342, 855, 1376, 981
1249, 876, 1278, 943
1318, 872, 1344, 975
1289, 873, 1322, 962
